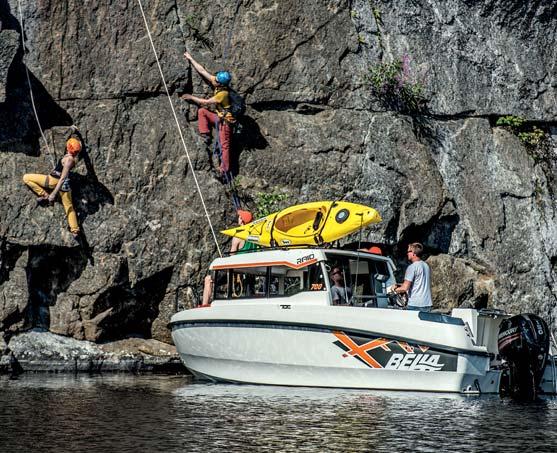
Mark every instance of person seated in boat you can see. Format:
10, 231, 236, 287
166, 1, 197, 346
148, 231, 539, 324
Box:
181, 51, 236, 177
200, 210, 256, 306
22, 126, 83, 239
393, 242, 432, 312
330, 267, 352, 305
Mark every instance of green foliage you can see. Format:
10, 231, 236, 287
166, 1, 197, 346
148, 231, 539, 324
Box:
184, 14, 197, 28
496, 115, 548, 155
372, 7, 382, 26
357, 33, 366, 45
254, 191, 288, 218
368, 1, 384, 49
518, 127, 546, 148
368, 56, 427, 114
496, 115, 525, 129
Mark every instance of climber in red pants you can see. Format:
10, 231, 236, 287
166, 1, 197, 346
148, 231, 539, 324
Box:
181, 51, 235, 175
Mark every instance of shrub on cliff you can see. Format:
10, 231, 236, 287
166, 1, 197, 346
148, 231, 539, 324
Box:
496, 115, 549, 163
368, 55, 428, 115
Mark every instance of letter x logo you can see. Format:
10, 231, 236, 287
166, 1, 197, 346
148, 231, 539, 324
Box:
333, 331, 392, 369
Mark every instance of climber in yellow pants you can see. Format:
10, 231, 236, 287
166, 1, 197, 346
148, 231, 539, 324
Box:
23, 135, 82, 237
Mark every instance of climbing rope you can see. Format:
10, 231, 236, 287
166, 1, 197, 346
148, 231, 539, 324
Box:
16, 0, 54, 164
136, 0, 222, 257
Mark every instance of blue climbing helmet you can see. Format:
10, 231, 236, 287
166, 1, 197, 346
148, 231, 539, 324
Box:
215, 70, 232, 86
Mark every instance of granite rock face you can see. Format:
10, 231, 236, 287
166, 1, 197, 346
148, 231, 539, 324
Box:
0, 0, 556, 354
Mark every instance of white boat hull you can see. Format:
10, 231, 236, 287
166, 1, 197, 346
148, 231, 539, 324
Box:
171, 306, 502, 394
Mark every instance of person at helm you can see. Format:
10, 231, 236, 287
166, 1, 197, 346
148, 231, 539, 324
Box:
22, 126, 83, 238
181, 51, 235, 176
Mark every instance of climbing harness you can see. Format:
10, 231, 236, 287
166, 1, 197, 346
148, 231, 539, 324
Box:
136, 0, 222, 257
16, 0, 54, 166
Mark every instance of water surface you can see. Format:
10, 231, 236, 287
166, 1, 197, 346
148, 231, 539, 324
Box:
1, 375, 556, 452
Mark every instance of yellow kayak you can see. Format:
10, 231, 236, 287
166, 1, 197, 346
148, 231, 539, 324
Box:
221, 201, 381, 247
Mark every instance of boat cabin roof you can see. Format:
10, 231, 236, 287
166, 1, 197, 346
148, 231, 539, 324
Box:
209, 247, 395, 271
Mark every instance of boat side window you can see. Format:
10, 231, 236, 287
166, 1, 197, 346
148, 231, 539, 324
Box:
305, 262, 326, 291
325, 255, 388, 307
349, 259, 375, 305
268, 263, 326, 297
269, 266, 299, 297
374, 260, 389, 281
230, 268, 267, 299
213, 270, 230, 300
372, 260, 390, 307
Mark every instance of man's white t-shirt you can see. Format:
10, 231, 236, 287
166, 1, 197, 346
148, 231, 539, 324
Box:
404, 260, 432, 308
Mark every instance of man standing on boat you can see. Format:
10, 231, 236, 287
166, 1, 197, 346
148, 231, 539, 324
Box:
394, 243, 432, 312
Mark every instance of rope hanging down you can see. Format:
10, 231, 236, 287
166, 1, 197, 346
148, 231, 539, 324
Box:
16, 0, 54, 163
136, 0, 222, 257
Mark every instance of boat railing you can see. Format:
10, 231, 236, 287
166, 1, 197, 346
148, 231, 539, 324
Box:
224, 244, 331, 256
224, 244, 389, 257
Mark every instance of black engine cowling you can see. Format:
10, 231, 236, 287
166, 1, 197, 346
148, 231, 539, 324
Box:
498, 314, 550, 399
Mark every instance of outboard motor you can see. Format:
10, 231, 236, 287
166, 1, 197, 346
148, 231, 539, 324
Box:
498, 314, 550, 399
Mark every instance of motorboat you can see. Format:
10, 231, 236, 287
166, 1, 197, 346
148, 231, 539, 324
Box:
170, 247, 556, 397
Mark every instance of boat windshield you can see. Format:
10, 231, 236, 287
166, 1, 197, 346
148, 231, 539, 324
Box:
213, 262, 326, 300
325, 253, 391, 307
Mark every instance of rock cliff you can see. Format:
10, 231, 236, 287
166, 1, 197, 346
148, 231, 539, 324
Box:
1, 0, 556, 360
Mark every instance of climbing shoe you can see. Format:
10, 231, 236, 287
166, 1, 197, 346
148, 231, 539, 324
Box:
211, 168, 225, 184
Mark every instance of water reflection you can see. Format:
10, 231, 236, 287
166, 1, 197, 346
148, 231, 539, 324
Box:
1, 376, 556, 452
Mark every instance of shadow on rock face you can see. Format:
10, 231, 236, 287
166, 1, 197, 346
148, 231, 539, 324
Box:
398, 213, 460, 257
229, 114, 268, 176
0, 239, 25, 286
0, 0, 72, 154
71, 147, 114, 226
0, 0, 19, 31
25, 244, 89, 330
88, 264, 174, 343
390, 213, 461, 281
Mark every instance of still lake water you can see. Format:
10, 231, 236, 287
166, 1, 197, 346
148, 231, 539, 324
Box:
1, 374, 556, 452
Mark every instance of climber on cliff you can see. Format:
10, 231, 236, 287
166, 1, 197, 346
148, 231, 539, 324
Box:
22, 126, 83, 239
181, 51, 236, 177
200, 209, 256, 306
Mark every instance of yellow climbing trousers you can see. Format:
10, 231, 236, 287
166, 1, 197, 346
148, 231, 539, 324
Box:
22, 173, 80, 234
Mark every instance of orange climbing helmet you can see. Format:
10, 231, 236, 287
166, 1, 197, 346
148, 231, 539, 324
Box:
66, 137, 82, 155
237, 210, 253, 224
